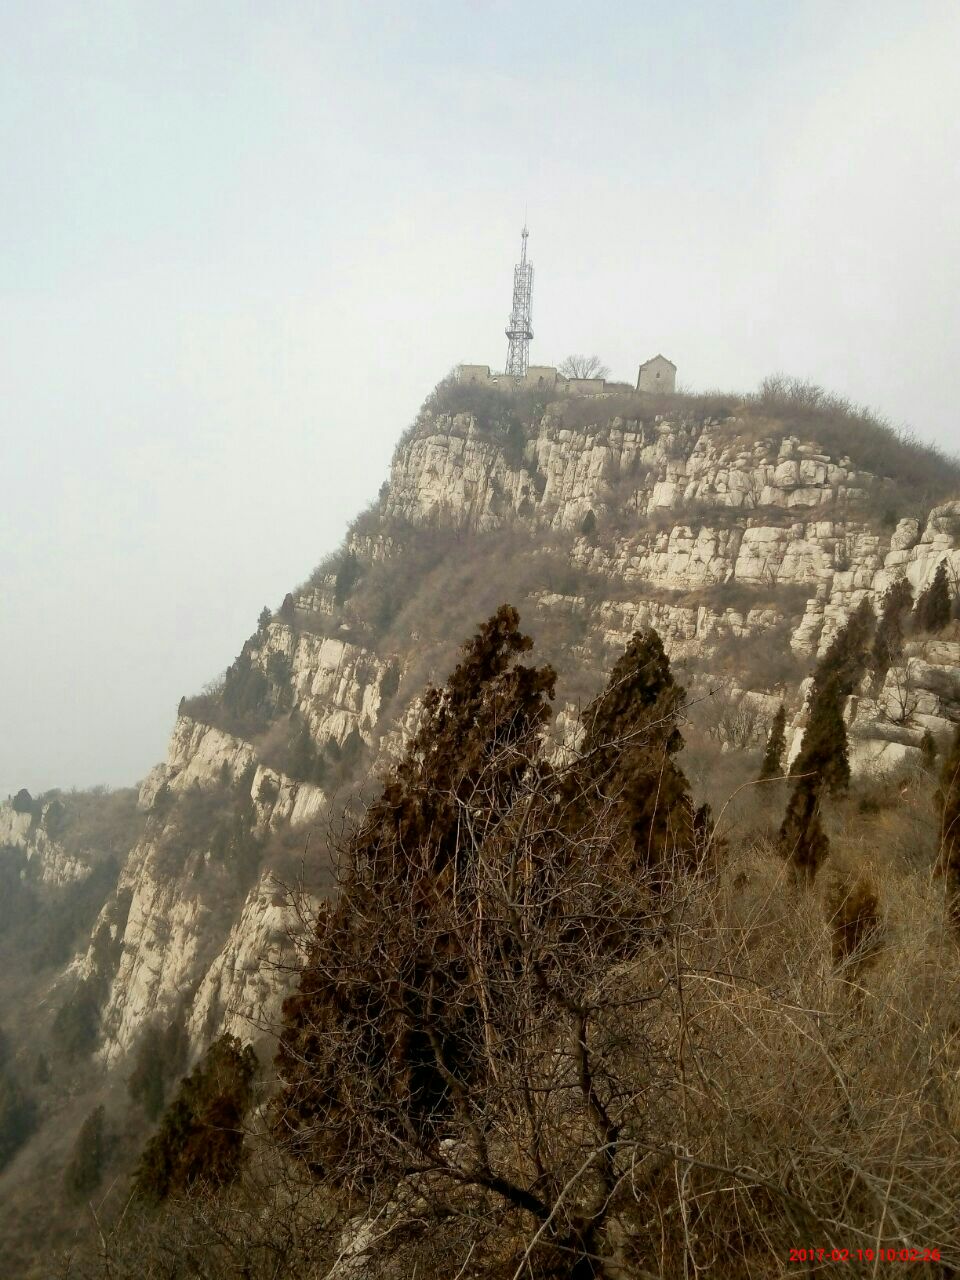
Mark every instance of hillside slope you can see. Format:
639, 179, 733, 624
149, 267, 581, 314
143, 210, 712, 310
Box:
2, 377, 959, 1268
15, 379, 960, 1067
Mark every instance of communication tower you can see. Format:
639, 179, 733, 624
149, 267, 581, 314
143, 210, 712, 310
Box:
504, 225, 534, 378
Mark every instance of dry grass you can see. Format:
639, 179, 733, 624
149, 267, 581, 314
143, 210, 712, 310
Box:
71, 830, 960, 1279
544, 798, 954, 1279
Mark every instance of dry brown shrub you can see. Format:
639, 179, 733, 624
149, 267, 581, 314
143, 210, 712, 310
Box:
58, 815, 960, 1279
823, 867, 884, 971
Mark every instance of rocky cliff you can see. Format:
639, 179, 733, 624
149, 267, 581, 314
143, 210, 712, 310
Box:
7, 381, 960, 1072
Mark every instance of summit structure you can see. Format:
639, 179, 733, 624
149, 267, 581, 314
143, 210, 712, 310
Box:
459, 225, 677, 392
504, 224, 534, 378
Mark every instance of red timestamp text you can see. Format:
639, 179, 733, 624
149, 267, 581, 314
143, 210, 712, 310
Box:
789, 1247, 941, 1263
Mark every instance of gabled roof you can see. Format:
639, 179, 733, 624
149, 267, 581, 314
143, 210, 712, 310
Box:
639, 354, 676, 370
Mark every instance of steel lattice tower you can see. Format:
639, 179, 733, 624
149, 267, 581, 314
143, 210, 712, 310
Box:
504, 225, 534, 379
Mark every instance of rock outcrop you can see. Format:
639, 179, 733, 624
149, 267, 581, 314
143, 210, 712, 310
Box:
0, 796, 100, 885
8, 391, 958, 1069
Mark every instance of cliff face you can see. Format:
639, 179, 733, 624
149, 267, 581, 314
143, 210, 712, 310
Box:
8, 390, 959, 1069
0, 803, 92, 887
387, 409, 959, 649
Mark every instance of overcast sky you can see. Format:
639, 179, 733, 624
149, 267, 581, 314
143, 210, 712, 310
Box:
2, 0, 959, 796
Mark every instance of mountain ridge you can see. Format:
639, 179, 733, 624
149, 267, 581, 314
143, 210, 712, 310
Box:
2, 375, 959, 1269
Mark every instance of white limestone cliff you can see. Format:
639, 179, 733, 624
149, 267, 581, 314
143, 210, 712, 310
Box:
24, 399, 957, 1071
0, 797, 95, 886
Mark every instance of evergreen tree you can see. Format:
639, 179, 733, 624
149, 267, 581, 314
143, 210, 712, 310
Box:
0, 1071, 36, 1171
871, 578, 913, 685
758, 705, 787, 781
825, 873, 883, 971
775, 678, 847, 884
935, 726, 960, 924
915, 561, 952, 633
276, 606, 556, 1175
51, 977, 101, 1062
338, 726, 365, 772
133, 1035, 258, 1201
793, 676, 851, 796
777, 775, 830, 885
64, 1105, 106, 1199
222, 647, 269, 722
287, 719, 326, 786
333, 551, 360, 605
275, 614, 706, 1188
777, 604, 875, 883
128, 1025, 167, 1121
257, 605, 272, 633
272, 615, 719, 1275
567, 627, 705, 881
800, 601, 876, 797
11, 788, 33, 815
380, 660, 401, 702
162, 1010, 190, 1082
813, 598, 875, 699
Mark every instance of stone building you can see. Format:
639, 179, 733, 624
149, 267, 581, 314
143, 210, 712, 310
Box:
637, 355, 677, 394
457, 364, 560, 391
459, 354, 679, 399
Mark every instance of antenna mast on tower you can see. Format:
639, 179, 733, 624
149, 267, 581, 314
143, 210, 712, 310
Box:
504, 225, 534, 379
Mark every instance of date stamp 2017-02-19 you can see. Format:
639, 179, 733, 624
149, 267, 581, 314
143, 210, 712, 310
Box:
788, 1248, 941, 1265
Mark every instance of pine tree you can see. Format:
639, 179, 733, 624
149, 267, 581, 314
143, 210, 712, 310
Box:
287, 718, 326, 786
800, 601, 876, 797
275, 606, 557, 1177
275, 614, 703, 1210
133, 1035, 258, 1201
64, 1105, 106, 1199
825, 872, 883, 971
777, 776, 830, 885
128, 1025, 167, 1121
222, 648, 269, 722
794, 676, 851, 796
162, 1010, 189, 1081
935, 726, 960, 924
268, 611, 724, 1280
915, 561, 951, 633
871, 578, 913, 686
333, 551, 360, 605
813, 598, 875, 699
0, 1071, 36, 1171
11, 788, 33, 815
568, 627, 704, 881
51, 977, 101, 1062
776, 605, 875, 883
758, 705, 787, 781
775, 679, 847, 884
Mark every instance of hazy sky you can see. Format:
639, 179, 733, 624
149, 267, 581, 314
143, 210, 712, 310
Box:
2, 0, 959, 796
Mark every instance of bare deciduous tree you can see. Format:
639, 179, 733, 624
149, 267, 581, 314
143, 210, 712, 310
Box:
880, 663, 920, 726
559, 355, 610, 381
61, 612, 960, 1280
